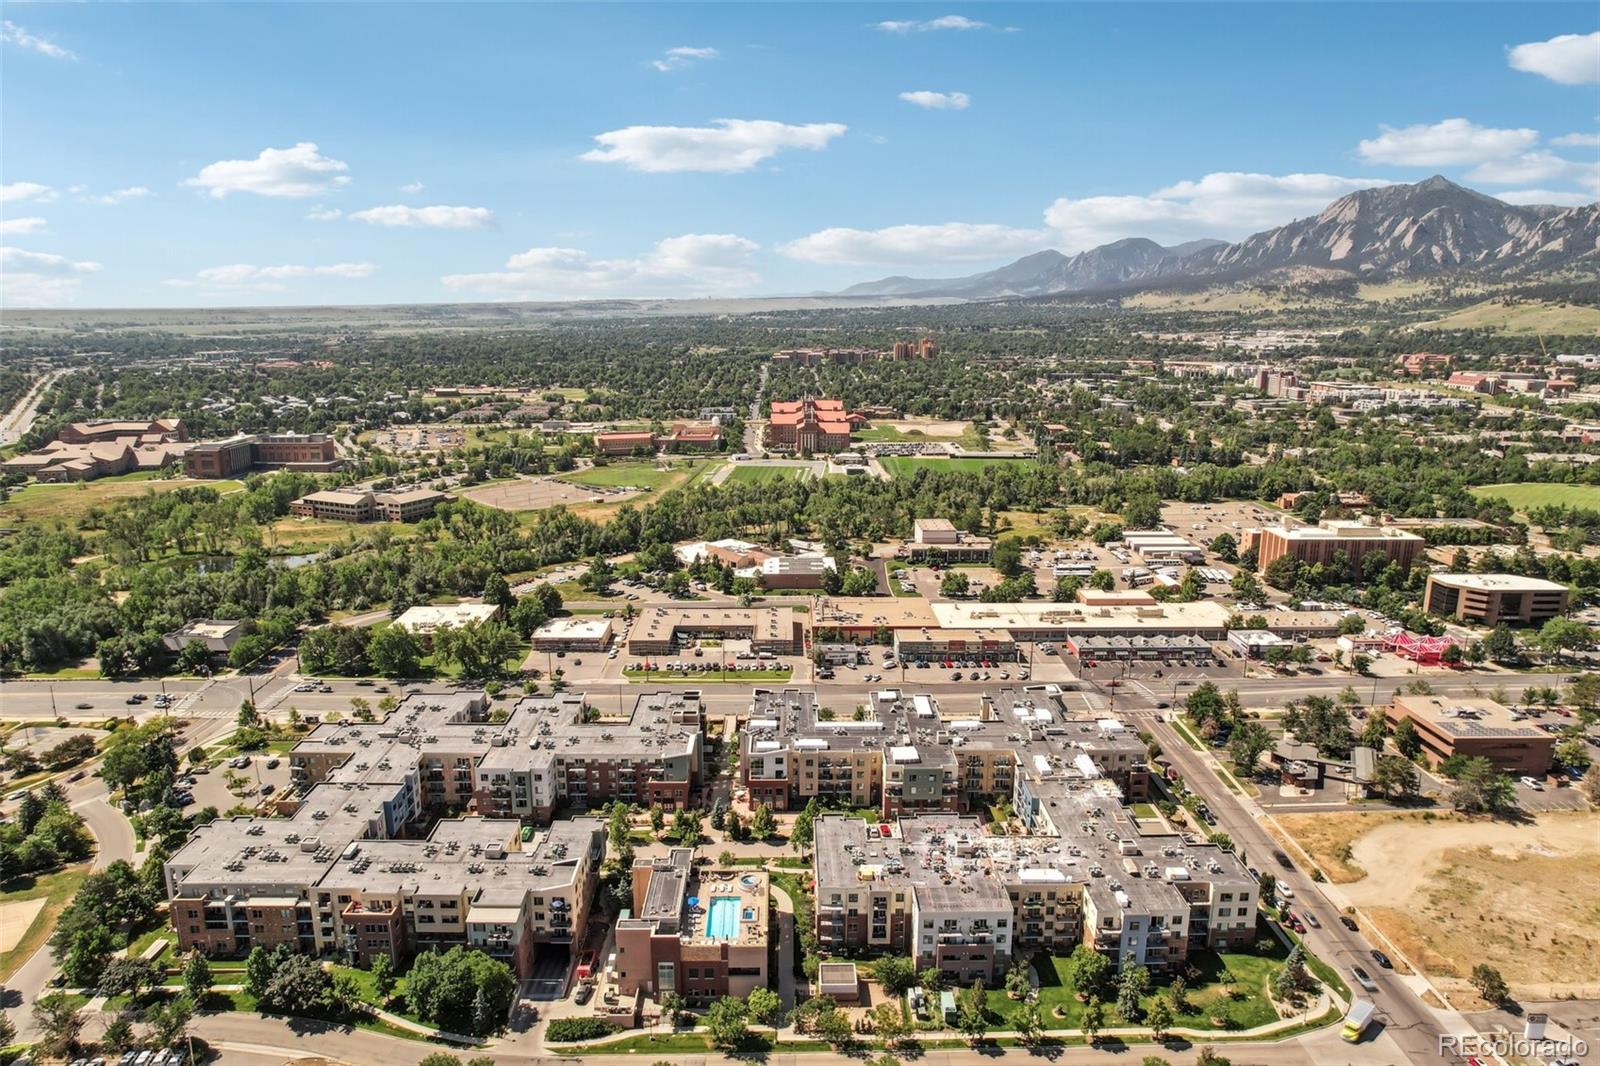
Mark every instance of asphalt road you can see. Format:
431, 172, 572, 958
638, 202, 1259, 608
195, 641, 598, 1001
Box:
1145, 712, 1465, 1066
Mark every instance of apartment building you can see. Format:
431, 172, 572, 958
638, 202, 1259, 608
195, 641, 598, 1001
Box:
614, 850, 769, 1004
1423, 573, 1571, 627
165, 800, 604, 978
741, 687, 1151, 818
1385, 695, 1555, 776
814, 815, 1013, 985
1251, 520, 1424, 574
812, 771, 1255, 981
184, 433, 340, 478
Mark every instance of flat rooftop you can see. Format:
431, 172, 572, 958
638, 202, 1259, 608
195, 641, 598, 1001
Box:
930, 600, 1231, 632
1428, 572, 1570, 593
1391, 695, 1553, 740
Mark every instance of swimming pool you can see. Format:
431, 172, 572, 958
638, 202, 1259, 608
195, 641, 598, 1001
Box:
706, 895, 741, 940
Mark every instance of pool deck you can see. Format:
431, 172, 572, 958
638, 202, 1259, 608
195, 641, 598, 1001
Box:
682, 868, 769, 946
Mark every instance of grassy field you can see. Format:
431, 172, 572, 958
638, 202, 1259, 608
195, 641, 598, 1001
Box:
558, 460, 721, 494
881, 456, 1028, 479
984, 945, 1285, 1032
1417, 299, 1600, 335
725, 465, 808, 485
0, 475, 245, 525
0, 864, 90, 981
854, 422, 986, 450
266, 515, 406, 552
1469, 482, 1600, 512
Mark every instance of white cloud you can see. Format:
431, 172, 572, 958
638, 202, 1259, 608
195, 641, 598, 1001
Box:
1552, 131, 1600, 147
87, 186, 151, 205
899, 91, 971, 111
652, 45, 718, 72
306, 206, 343, 222
780, 222, 1046, 265
0, 217, 47, 235
399, 180, 426, 194
0, 246, 101, 305
1508, 31, 1600, 86
1467, 151, 1600, 193
878, 15, 990, 32
183, 142, 351, 198
1495, 188, 1599, 207
2, 20, 76, 60
1, 182, 58, 204
1044, 171, 1390, 250
581, 119, 847, 173
349, 204, 495, 229
1356, 118, 1539, 166
441, 233, 760, 299
168, 262, 377, 291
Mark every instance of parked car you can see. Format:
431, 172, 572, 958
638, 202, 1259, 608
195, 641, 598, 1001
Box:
574, 981, 595, 1005
1351, 966, 1379, 993
1370, 949, 1392, 969
1520, 775, 1544, 790
1340, 915, 1359, 932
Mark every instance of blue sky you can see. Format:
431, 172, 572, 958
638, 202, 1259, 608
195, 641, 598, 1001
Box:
2, 3, 1596, 307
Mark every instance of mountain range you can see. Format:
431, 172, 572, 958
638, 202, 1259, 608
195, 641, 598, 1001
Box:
836, 176, 1599, 300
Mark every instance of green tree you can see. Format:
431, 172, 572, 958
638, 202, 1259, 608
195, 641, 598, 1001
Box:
1117, 964, 1150, 1022
1469, 963, 1509, 1004
940, 570, 971, 597
750, 802, 777, 839
957, 979, 990, 1043
148, 994, 195, 1049
1146, 996, 1174, 1040
871, 1000, 909, 1048
1450, 757, 1517, 814
31, 994, 84, 1062
1229, 720, 1273, 774
747, 986, 782, 1032
1536, 618, 1592, 665
1394, 717, 1421, 759
790, 796, 821, 852
369, 624, 424, 679
183, 951, 213, 1001
1065, 943, 1111, 1000
1373, 754, 1421, 798
371, 951, 396, 1001
992, 538, 1024, 578
706, 995, 751, 1049
873, 955, 918, 995
1082, 994, 1106, 1043
405, 947, 516, 1036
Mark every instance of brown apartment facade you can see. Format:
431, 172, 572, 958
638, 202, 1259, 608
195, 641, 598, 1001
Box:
1251, 520, 1424, 574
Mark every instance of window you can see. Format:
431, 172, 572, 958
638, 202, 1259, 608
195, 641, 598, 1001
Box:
657, 961, 676, 992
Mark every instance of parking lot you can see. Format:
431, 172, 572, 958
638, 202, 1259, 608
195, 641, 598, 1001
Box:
183, 750, 295, 812
1160, 499, 1286, 543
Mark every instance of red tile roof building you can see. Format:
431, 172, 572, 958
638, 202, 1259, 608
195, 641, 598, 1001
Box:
765, 398, 854, 453
594, 430, 659, 456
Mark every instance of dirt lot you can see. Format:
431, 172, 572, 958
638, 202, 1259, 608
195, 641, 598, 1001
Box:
1277, 809, 1600, 998
461, 476, 638, 512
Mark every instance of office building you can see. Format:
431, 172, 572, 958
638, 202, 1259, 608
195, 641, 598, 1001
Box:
1251, 520, 1424, 574
290, 488, 451, 523
1385, 695, 1555, 776
902, 518, 993, 564
184, 433, 340, 478
1423, 573, 1571, 627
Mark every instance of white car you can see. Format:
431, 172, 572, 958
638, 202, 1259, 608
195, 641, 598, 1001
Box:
1520, 776, 1544, 790
1276, 883, 1294, 900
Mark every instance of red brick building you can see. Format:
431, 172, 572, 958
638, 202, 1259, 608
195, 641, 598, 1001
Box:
765, 398, 853, 453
